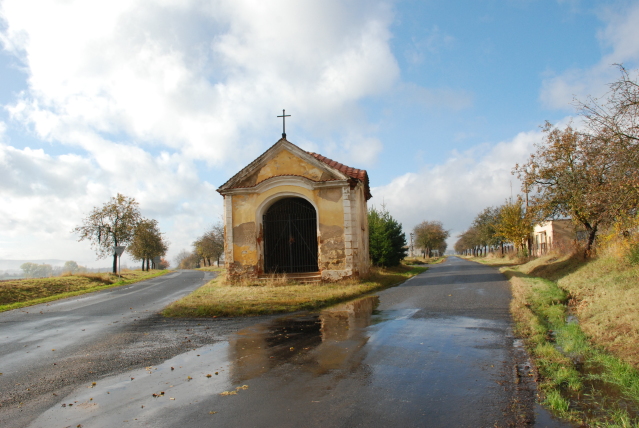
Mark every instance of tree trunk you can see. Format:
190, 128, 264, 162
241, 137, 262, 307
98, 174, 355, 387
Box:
113, 254, 117, 274
585, 225, 598, 258
141, 260, 144, 270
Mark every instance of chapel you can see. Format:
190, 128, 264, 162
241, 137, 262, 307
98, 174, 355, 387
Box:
217, 137, 371, 282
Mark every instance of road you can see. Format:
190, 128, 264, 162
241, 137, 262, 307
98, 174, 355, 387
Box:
1, 258, 571, 427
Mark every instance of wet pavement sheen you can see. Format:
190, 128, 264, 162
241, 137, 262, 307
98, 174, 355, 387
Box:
24, 257, 573, 427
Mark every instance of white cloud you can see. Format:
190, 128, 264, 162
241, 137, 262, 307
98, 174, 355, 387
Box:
372, 129, 544, 248
540, 2, 639, 109
0, 0, 405, 265
0, 140, 219, 264
0, 0, 399, 167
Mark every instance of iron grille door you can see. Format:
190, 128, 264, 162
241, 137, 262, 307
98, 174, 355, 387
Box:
263, 198, 319, 273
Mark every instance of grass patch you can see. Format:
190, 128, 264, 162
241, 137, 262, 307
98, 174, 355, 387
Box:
505, 255, 639, 426
163, 265, 427, 318
463, 253, 525, 267
404, 256, 447, 265
0, 270, 171, 312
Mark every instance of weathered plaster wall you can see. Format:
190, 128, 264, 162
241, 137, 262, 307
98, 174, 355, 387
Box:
228, 183, 346, 279
237, 149, 328, 188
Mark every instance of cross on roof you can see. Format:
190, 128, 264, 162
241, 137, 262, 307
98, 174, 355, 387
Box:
277, 109, 291, 139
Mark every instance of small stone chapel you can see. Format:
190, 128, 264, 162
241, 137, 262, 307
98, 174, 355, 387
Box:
217, 135, 371, 282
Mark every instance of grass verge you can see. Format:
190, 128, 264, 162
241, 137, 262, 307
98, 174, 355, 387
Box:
0, 270, 171, 313
504, 254, 639, 427
163, 264, 427, 318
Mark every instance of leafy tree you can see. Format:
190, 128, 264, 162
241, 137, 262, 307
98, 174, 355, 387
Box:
514, 124, 636, 255
413, 220, 450, 258
193, 223, 224, 266
62, 260, 80, 274
73, 194, 142, 273
472, 207, 503, 248
495, 199, 533, 254
128, 219, 168, 271
368, 206, 407, 267
175, 249, 200, 269
454, 227, 480, 255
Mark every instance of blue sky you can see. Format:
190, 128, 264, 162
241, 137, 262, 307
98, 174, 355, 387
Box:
1, 0, 638, 266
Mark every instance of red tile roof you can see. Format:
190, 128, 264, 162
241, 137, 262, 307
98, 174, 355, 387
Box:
308, 152, 371, 200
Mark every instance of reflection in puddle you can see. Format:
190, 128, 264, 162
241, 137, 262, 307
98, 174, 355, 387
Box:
229, 296, 379, 382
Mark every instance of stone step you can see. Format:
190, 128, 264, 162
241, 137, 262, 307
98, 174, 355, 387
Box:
258, 272, 322, 283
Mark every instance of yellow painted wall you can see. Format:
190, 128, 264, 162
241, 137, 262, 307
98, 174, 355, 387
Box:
230, 184, 346, 274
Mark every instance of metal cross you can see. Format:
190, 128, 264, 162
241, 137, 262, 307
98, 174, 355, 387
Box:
277, 109, 291, 138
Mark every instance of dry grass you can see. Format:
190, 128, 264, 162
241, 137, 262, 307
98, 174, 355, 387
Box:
557, 256, 639, 369
509, 253, 639, 368
0, 270, 171, 312
463, 252, 526, 267
163, 264, 427, 317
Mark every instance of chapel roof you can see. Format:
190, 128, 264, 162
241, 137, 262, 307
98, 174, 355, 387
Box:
307, 152, 371, 200
217, 138, 371, 200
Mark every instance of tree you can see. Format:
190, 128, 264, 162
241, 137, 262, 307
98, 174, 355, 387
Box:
413, 220, 450, 258
175, 249, 200, 269
73, 194, 142, 273
368, 206, 407, 267
20, 262, 52, 278
128, 219, 168, 271
455, 227, 480, 254
193, 223, 224, 266
578, 65, 639, 152
62, 261, 80, 274
495, 199, 532, 254
514, 123, 636, 255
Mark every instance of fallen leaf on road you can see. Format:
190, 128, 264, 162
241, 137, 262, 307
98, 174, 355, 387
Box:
209, 411, 218, 414
220, 391, 237, 396
206, 374, 212, 378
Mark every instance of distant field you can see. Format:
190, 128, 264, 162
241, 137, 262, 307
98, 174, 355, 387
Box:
0, 270, 171, 312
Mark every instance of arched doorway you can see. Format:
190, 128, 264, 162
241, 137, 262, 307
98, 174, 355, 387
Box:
263, 197, 319, 273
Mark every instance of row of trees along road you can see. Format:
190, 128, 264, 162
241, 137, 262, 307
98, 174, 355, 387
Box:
73, 194, 169, 273
457, 66, 639, 258
193, 224, 224, 266
173, 224, 225, 269
455, 201, 531, 256
515, 65, 639, 256
412, 220, 450, 257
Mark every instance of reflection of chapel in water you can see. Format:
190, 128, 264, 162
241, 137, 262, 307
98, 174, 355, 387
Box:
217, 137, 372, 282
229, 296, 379, 382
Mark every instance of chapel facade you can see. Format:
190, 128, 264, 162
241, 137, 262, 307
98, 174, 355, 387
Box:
217, 138, 371, 282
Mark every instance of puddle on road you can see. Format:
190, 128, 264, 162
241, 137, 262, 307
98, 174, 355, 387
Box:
229, 295, 379, 382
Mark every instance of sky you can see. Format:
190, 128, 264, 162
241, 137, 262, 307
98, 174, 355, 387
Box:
1, 0, 639, 267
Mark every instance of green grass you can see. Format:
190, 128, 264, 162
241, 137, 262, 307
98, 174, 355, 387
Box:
163, 265, 427, 317
0, 270, 171, 312
505, 256, 639, 426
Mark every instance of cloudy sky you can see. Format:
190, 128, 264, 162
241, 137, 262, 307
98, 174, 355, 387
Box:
1, 0, 639, 267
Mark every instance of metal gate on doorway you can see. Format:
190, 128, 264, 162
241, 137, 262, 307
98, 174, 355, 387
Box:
263, 197, 319, 274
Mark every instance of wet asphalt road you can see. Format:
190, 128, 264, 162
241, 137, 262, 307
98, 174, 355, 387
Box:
1, 258, 572, 427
